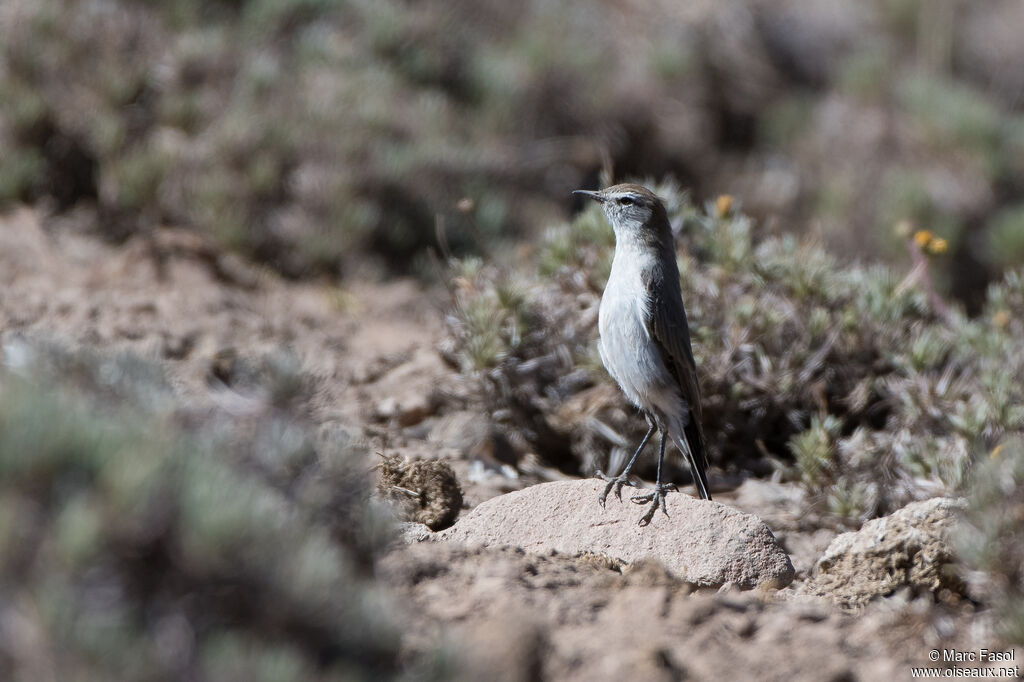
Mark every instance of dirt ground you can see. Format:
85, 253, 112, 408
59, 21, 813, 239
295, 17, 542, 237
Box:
0, 208, 1011, 680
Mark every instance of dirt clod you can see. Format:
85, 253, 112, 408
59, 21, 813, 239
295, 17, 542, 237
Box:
377, 454, 464, 530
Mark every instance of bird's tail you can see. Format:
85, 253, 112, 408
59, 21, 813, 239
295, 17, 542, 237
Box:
670, 417, 711, 501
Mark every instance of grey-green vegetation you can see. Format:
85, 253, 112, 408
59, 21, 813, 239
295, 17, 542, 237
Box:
4, 0, 1024, 296
0, 338, 429, 681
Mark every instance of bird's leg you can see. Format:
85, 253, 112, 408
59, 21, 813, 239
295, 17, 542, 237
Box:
631, 430, 677, 526
596, 419, 655, 507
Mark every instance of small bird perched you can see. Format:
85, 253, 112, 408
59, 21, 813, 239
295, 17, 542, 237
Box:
573, 183, 711, 525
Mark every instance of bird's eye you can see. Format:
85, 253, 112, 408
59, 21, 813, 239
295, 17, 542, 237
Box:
617, 197, 635, 206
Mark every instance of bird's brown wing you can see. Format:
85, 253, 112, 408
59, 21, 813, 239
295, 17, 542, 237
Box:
647, 274, 709, 473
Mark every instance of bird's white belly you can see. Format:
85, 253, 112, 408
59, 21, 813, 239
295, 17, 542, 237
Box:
598, 252, 681, 418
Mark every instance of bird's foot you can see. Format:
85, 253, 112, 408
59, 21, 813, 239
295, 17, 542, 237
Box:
595, 470, 639, 507
631, 483, 678, 526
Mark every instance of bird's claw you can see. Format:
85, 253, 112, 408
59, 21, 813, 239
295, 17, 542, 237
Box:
630, 483, 677, 526
595, 470, 638, 508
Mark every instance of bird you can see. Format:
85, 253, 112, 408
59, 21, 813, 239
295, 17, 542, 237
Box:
572, 183, 711, 525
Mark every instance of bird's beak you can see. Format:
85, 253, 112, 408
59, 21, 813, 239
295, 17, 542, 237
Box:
573, 189, 604, 203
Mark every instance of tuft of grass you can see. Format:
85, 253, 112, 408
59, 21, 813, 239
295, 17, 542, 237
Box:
789, 414, 842, 489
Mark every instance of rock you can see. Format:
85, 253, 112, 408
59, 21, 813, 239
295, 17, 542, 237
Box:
805, 497, 967, 608
437, 479, 794, 590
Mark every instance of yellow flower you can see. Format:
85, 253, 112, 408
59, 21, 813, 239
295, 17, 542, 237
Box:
926, 237, 948, 255
993, 310, 1010, 329
715, 194, 733, 218
913, 230, 933, 248
991, 443, 1004, 459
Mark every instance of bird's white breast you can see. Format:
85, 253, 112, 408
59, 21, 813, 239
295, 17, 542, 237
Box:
598, 240, 681, 417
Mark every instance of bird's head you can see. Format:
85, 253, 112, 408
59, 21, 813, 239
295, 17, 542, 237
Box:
573, 183, 668, 243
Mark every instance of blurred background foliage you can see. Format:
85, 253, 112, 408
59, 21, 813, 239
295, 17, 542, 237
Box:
2, 0, 1024, 303
0, 337, 440, 681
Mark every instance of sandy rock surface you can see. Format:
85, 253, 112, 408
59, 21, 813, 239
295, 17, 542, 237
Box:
382, 542, 936, 682
438, 478, 795, 589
